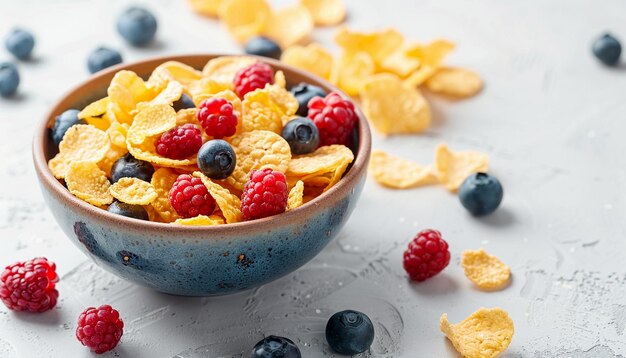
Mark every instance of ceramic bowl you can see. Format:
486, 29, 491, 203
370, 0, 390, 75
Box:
32, 54, 371, 296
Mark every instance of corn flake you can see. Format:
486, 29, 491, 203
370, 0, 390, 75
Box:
175, 215, 225, 226
66, 161, 113, 206
241, 85, 298, 132
424, 67, 483, 98
98, 144, 128, 178
219, 0, 270, 42
369, 150, 437, 189
136, 81, 184, 111
127, 104, 177, 145
187, 0, 223, 16
150, 168, 181, 222
128, 136, 197, 167
287, 180, 304, 211
461, 249, 511, 290
202, 56, 257, 86
434, 143, 489, 192
335, 27, 404, 65
194, 172, 243, 223
281, 43, 334, 81
405, 39, 455, 87
110, 177, 157, 205
300, 0, 346, 26
332, 51, 375, 96
48, 125, 111, 179
440, 308, 514, 358
78, 97, 110, 119
287, 145, 353, 177
153, 61, 203, 86
263, 5, 314, 48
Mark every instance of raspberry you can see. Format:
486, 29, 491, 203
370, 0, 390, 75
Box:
155, 124, 203, 159
0, 257, 59, 312
197, 98, 238, 139
76, 305, 124, 354
169, 174, 216, 218
241, 168, 288, 220
307, 92, 357, 147
233, 62, 274, 98
403, 229, 450, 282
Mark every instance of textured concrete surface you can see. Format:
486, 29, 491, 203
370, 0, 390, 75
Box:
1, 0, 626, 357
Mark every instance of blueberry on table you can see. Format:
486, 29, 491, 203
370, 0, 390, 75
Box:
0, 62, 20, 98
107, 201, 149, 221
250, 335, 302, 358
592, 33, 622, 66
50, 109, 86, 146
111, 153, 155, 183
281, 117, 319, 154
326, 310, 375, 355
87, 47, 123, 74
290, 83, 327, 117
244, 36, 282, 59
5, 28, 35, 60
458, 172, 503, 216
116, 7, 158, 47
197, 139, 236, 180
172, 93, 196, 111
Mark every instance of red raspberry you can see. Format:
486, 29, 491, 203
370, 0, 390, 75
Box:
233, 62, 274, 98
155, 124, 203, 159
169, 174, 216, 218
197, 98, 238, 138
403, 229, 450, 282
76, 305, 124, 354
307, 92, 357, 147
0, 257, 59, 312
241, 168, 288, 220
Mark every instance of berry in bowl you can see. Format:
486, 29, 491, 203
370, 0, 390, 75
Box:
32, 55, 371, 296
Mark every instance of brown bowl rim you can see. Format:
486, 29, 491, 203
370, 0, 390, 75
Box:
32, 54, 371, 235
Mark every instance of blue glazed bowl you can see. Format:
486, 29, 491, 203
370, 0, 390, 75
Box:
32, 55, 371, 296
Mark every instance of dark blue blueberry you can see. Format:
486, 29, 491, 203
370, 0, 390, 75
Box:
172, 93, 196, 111
325, 310, 375, 355
250, 335, 301, 358
281, 117, 319, 154
107, 201, 149, 221
117, 7, 158, 47
0, 62, 20, 98
87, 47, 123, 74
111, 153, 155, 183
5, 28, 35, 60
116, 250, 146, 270
592, 33, 622, 66
244, 36, 282, 60
197, 139, 236, 180
458, 172, 503, 216
290, 83, 327, 117
50, 109, 86, 146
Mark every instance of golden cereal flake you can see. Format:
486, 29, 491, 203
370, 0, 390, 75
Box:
175, 215, 225, 226
434, 143, 489, 192
369, 150, 437, 189
48, 125, 110, 179
194, 172, 243, 223
109, 177, 158, 205
287, 180, 304, 211
461, 249, 511, 290
65, 161, 113, 206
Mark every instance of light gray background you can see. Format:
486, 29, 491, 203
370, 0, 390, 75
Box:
1, 0, 625, 357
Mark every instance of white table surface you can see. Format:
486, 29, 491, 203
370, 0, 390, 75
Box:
1, 0, 626, 357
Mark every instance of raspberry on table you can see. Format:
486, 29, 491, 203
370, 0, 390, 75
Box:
307, 92, 357, 147
233, 62, 274, 98
241, 168, 288, 220
0, 257, 59, 312
403, 229, 450, 281
76, 305, 124, 354
155, 123, 203, 160
169, 174, 216, 218
197, 97, 239, 139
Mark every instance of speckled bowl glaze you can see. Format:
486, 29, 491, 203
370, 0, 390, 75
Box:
33, 54, 371, 296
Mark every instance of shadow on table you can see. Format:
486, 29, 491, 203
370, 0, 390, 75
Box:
408, 273, 459, 296
473, 206, 515, 228
10, 307, 63, 326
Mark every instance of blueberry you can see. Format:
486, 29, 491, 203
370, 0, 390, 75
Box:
50, 109, 86, 146
325, 310, 375, 355
0, 62, 19, 98
244, 36, 282, 60
250, 335, 301, 358
107, 201, 149, 221
290, 83, 327, 117
172, 93, 196, 111
116, 7, 158, 47
458, 172, 503, 216
5, 28, 35, 60
87, 47, 123, 74
592, 33, 622, 66
111, 153, 155, 183
197, 140, 236, 180
281, 117, 319, 154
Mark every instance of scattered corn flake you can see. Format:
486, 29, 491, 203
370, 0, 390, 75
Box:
175, 214, 225, 226
227, 130, 291, 191
136, 81, 184, 112
335, 27, 404, 65
369, 150, 437, 189
424, 67, 483, 98
461, 249, 511, 290
281, 43, 334, 81
194, 172, 243, 223
110, 177, 158, 205
404, 39, 456, 87
127, 104, 177, 145
187, 0, 223, 16
287, 180, 304, 211
150, 168, 181, 222
434, 143, 489, 192
440, 308, 514, 358
332, 51, 375, 96
66, 161, 113, 206
78, 97, 110, 119
287, 145, 353, 177
379, 46, 421, 78
263, 5, 314, 48
219, 0, 270, 42
48, 125, 111, 179
360, 73, 431, 134
202, 56, 257, 86
300, 0, 346, 26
